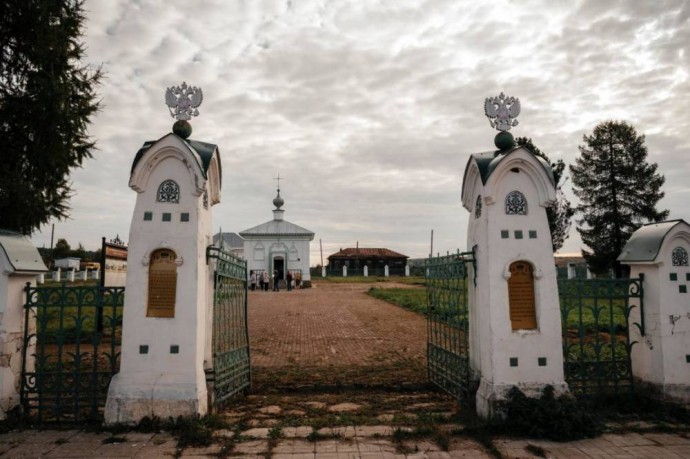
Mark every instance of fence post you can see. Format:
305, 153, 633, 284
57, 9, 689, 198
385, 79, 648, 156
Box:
342, 265, 347, 277
55, 268, 61, 282
82, 269, 88, 281
0, 233, 47, 419
567, 263, 576, 279
37, 273, 44, 284
321, 266, 326, 278
363, 265, 368, 277
68, 269, 75, 282
384, 265, 389, 277
405, 265, 410, 277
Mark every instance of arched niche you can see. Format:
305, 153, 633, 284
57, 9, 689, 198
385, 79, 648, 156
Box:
147, 248, 177, 318
507, 260, 537, 330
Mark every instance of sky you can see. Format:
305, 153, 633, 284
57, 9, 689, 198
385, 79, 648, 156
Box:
30, 0, 690, 265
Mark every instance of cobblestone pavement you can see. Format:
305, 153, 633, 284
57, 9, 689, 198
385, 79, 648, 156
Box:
248, 281, 428, 389
1, 425, 689, 458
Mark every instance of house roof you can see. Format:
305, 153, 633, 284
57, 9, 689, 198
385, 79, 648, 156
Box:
239, 219, 315, 238
328, 248, 409, 259
0, 229, 48, 273
618, 219, 687, 263
213, 232, 244, 248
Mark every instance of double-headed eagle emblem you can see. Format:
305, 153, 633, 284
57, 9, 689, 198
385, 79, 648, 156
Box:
484, 92, 520, 131
165, 82, 203, 121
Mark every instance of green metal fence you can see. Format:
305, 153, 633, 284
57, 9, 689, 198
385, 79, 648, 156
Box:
20, 283, 124, 422
206, 246, 250, 406
425, 251, 474, 403
558, 276, 644, 397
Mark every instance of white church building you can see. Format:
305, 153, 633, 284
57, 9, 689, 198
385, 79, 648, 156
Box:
239, 188, 315, 287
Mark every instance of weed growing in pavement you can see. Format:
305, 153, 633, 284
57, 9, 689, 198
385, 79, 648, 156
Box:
101, 435, 127, 444
526, 444, 547, 457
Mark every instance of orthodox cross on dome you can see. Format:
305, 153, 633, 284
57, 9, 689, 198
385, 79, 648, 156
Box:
273, 174, 285, 209
165, 82, 203, 139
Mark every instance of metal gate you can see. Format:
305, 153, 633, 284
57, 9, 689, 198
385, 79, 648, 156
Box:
20, 284, 125, 422
425, 251, 475, 403
206, 246, 250, 406
559, 276, 644, 397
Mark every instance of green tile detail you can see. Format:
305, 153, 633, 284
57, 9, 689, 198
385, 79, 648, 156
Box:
510, 357, 518, 367
514, 230, 523, 239
170, 345, 179, 354
501, 230, 509, 239
680, 285, 687, 293
139, 345, 149, 354
686, 273, 690, 281
687, 355, 690, 363
162, 213, 171, 222
538, 357, 547, 366
144, 211, 153, 221
529, 230, 537, 239
670, 273, 678, 281
180, 213, 190, 222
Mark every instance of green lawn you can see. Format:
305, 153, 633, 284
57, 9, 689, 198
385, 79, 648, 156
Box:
314, 276, 426, 285
367, 287, 427, 315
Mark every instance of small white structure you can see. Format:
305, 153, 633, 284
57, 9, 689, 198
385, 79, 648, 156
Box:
105, 128, 222, 424
461, 136, 567, 418
619, 219, 690, 404
0, 230, 47, 419
213, 232, 244, 259
239, 188, 314, 287
54, 257, 80, 270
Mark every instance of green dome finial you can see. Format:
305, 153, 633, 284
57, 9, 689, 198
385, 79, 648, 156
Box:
494, 131, 514, 151
172, 120, 192, 139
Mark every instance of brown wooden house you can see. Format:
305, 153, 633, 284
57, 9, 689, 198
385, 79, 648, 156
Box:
327, 247, 408, 275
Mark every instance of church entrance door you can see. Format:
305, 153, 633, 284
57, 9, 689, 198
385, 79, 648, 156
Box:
273, 256, 285, 280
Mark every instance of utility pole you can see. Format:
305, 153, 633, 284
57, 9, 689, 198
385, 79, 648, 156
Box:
319, 239, 324, 267
430, 229, 434, 257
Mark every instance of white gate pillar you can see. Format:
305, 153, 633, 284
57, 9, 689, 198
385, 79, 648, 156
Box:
321, 266, 326, 278
619, 220, 690, 404
384, 265, 389, 277
105, 108, 223, 425
342, 265, 347, 277
461, 120, 567, 419
363, 265, 368, 277
567, 263, 576, 279
0, 232, 47, 419
54, 268, 61, 282
405, 265, 410, 277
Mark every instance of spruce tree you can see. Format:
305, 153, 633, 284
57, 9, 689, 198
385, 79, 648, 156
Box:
570, 121, 669, 277
515, 137, 574, 252
0, 0, 102, 234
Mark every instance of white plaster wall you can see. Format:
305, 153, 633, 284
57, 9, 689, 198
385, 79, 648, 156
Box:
463, 149, 566, 417
243, 237, 311, 281
628, 264, 663, 385
106, 138, 214, 424
0, 256, 38, 419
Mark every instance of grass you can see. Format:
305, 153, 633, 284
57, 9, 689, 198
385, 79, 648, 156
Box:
367, 287, 427, 315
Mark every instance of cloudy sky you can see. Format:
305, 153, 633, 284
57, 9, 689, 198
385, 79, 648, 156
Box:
30, 0, 690, 263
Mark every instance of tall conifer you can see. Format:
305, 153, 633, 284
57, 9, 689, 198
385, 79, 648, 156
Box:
0, 0, 102, 234
570, 121, 668, 276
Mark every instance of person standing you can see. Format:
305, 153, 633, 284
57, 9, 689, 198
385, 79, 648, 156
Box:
286, 271, 293, 291
250, 271, 257, 291
273, 269, 280, 291
262, 270, 269, 291
295, 270, 302, 289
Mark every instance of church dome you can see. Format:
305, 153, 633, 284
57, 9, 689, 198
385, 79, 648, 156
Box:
273, 189, 284, 209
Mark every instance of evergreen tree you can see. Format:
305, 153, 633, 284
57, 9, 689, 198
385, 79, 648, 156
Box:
570, 121, 669, 277
515, 137, 574, 252
0, 0, 102, 234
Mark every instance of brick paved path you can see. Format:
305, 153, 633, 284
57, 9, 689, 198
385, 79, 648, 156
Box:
248, 281, 428, 390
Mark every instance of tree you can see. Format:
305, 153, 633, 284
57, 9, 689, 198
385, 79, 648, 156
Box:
52, 238, 71, 260
570, 121, 669, 277
515, 137, 575, 252
0, 0, 102, 234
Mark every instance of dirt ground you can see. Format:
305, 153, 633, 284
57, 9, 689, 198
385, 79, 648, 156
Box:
248, 281, 428, 391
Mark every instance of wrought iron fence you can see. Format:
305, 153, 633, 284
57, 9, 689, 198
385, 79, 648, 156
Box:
20, 283, 124, 422
425, 251, 474, 403
558, 276, 644, 397
206, 247, 250, 406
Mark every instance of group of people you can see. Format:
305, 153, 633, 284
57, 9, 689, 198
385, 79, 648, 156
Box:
249, 269, 302, 292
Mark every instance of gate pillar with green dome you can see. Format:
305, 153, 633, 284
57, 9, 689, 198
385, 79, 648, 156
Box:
105, 83, 225, 424
460, 94, 568, 418
619, 219, 690, 404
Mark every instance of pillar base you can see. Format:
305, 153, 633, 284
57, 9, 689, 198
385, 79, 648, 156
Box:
104, 373, 208, 425
475, 378, 569, 419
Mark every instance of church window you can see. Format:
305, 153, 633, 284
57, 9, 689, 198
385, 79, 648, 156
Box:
147, 249, 177, 318
505, 191, 527, 215
672, 247, 688, 266
157, 180, 180, 203
475, 195, 482, 219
